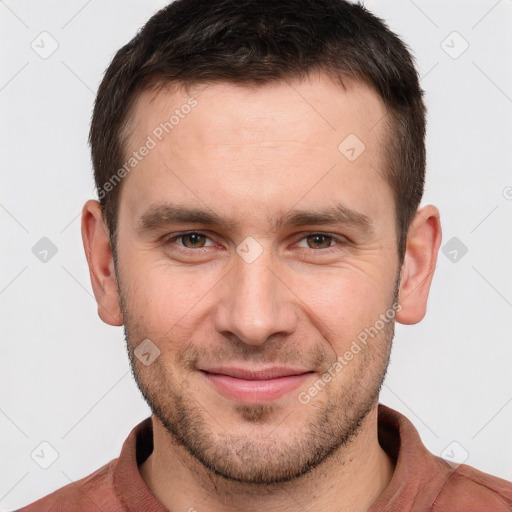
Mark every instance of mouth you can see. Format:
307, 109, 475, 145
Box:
198, 367, 315, 404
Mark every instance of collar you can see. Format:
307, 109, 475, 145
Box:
113, 404, 452, 511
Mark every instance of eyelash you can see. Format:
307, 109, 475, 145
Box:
164, 231, 347, 255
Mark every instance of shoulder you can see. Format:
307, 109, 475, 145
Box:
16, 458, 126, 512
433, 463, 512, 512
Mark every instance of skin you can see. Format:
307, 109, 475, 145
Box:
82, 73, 442, 512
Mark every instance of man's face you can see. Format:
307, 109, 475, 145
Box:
115, 74, 400, 483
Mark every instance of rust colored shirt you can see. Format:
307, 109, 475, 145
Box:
18, 404, 512, 511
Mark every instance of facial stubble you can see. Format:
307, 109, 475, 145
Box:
119, 276, 398, 486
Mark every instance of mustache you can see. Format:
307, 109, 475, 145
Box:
177, 340, 336, 374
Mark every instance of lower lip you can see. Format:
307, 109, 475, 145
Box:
201, 371, 313, 404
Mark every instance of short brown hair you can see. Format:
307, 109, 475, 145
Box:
89, 0, 426, 262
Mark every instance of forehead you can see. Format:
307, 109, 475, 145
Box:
119, 74, 392, 231
125, 75, 386, 150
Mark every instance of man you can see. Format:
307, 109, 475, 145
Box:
19, 0, 512, 510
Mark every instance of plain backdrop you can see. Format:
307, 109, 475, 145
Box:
1, 0, 511, 509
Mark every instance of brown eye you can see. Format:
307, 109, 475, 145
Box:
304, 234, 334, 249
164, 231, 218, 257
180, 233, 207, 248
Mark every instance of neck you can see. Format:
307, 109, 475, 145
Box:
140, 404, 395, 512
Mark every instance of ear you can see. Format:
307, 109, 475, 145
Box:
396, 204, 442, 325
81, 199, 123, 326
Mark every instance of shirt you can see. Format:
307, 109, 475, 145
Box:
17, 404, 512, 511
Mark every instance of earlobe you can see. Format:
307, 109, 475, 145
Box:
81, 200, 123, 326
396, 205, 442, 325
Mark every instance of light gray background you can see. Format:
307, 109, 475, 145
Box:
1, 0, 511, 509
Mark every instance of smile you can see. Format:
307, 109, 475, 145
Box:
199, 368, 315, 404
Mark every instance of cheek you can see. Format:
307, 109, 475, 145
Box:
290, 266, 395, 349
121, 256, 221, 340
121, 241, 397, 354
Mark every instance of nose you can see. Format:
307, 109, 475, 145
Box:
213, 251, 298, 347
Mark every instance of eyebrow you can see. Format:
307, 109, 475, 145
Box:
137, 202, 374, 235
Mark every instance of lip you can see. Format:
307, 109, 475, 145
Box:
199, 366, 311, 380
199, 367, 314, 404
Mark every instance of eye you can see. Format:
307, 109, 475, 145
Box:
163, 231, 347, 256
296, 233, 343, 250
167, 231, 216, 249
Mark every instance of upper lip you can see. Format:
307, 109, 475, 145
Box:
199, 367, 313, 380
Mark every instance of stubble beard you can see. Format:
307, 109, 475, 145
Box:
120, 286, 397, 486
